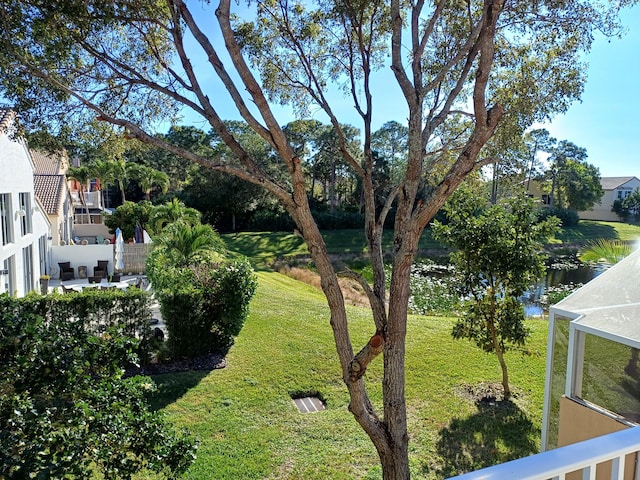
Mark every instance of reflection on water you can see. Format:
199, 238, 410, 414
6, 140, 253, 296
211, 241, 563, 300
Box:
523, 265, 607, 317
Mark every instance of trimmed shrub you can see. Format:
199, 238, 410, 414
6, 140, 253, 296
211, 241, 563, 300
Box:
537, 207, 579, 227
148, 258, 257, 358
0, 288, 154, 363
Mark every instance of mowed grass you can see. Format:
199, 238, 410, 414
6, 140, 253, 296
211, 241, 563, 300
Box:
222, 229, 443, 266
223, 221, 640, 267
143, 272, 549, 479
552, 220, 640, 246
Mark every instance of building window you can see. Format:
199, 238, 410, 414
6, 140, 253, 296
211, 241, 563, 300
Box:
0, 193, 13, 245
3, 256, 15, 295
19, 192, 32, 236
23, 244, 34, 293
39, 235, 47, 276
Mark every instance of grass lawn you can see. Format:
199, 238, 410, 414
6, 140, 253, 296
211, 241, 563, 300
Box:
552, 220, 640, 246
143, 272, 548, 479
222, 221, 640, 267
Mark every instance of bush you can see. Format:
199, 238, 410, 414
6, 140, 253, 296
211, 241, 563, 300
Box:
0, 312, 197, 479
0, 288, 154, 363
537, 207, 579, 227
148, 258, 258, 358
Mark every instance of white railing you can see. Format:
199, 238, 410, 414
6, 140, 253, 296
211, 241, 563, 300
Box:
447, 427, 640, 480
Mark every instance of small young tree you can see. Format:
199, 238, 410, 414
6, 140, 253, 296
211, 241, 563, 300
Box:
432, 187, 559, 398
103, 200, 153, 240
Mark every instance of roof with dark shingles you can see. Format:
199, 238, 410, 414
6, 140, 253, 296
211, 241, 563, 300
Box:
30, 149, 67, 175
601, 177, 638, 190
33, 174, 65, 215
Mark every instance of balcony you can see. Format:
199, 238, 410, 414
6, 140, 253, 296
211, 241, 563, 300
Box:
447, 427, 640, 480
70, 190, 102, 209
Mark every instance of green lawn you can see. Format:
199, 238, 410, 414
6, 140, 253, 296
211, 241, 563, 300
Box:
223, 221, 640, 267
142, 220, 640, 479
144, 272, 548, 479
552, 220, 640, 245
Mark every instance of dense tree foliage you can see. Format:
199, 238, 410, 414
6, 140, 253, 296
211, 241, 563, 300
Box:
103, 200, 153, 240
0, 0, 632, 477
545, 140, 603, 211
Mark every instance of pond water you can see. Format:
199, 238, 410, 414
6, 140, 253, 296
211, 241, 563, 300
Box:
522, 264, 607, 317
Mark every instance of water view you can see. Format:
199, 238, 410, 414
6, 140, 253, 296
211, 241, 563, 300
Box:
522, 263, 607, 317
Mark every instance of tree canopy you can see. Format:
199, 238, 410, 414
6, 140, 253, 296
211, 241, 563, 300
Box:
0, 1, 633, 477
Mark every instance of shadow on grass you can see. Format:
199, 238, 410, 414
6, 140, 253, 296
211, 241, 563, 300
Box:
424, 398, 539, 478
146, 370, 210, 411
557, 222, 619, 244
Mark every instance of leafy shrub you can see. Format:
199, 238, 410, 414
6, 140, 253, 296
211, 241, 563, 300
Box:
0, 288, 154, 363
103, 200, 153, 239
0, 312, 197, 479
148, 257, 258, 358
537, 207, 579, 226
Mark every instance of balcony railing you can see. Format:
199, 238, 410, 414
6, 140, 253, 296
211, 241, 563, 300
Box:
447, 427, 640, 480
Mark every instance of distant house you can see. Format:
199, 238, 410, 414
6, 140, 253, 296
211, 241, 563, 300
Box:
31, 149, 74, 246
0, 109, 51, 296
579, 177, 640, 222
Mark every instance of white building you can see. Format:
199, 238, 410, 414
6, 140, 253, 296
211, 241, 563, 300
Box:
579, 177, 640, 222
0, 109, 51, 296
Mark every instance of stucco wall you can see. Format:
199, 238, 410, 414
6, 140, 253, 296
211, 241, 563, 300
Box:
558, 396, 634, 479
580, 178, 640, 222
0, 128, 51, 296
50, 244, 115, 279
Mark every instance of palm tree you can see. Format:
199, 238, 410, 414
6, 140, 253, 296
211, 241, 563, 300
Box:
110, 159, 132, 204
67, 166, 93, 224
149, 198, 201, 235
88, 159, 115, 209
156, 222, 225, 266
580, 239, 632, 265
130, 164, 170, 201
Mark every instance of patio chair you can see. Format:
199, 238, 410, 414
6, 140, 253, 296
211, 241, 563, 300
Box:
88, 276, 102, 284
58, 262, 75, 281
61, 285, 76, 294
93, 260, 109, 278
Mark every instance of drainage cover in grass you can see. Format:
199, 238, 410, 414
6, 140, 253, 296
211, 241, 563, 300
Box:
292, 396, 325, 413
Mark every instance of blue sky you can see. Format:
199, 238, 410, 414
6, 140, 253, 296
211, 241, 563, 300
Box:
183, 3, 640, 180
541, 5, 640, 178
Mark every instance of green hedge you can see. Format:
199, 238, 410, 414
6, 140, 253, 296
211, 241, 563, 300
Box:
0, 308, 196, 478
0, 289, 153, 362
148, 258, 257, 358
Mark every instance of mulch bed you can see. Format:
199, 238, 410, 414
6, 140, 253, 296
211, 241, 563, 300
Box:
455, 381, 518, 406
126, 352, 226, 376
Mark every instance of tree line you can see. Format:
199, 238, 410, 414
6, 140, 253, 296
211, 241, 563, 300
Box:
74, 122, 603, 233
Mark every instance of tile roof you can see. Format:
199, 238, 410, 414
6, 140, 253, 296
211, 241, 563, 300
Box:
34, 174, 65, 215
0, 108, 15, 133
601, 177, 639, 190
30, 149, 68, 174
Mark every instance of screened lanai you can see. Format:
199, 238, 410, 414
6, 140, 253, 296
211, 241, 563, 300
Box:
542, 247, 640, 453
